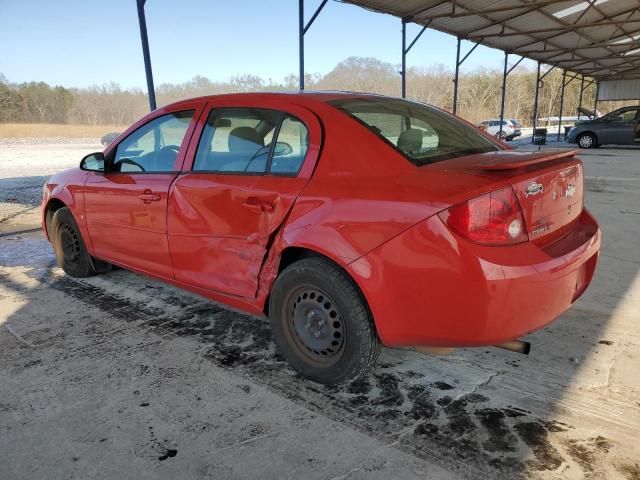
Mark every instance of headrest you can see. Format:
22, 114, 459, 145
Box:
397, 128, 423, 156
228, 127, 263, 154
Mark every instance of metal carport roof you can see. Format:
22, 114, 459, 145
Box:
342, 0, 640, 81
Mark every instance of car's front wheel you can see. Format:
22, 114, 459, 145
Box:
577, 132, 597, 149
269, 257, 381, 384
51, 207, 109, 277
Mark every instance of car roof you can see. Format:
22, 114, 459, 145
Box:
163, 90, 387, 110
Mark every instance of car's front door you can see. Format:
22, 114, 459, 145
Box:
599, 108, 639, 145
84, 105, 202, 277
167, 100, 321, 298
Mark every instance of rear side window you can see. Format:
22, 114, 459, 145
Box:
270, 115, 309, 174
193, 107, 309, 175
330, 97, 498, 166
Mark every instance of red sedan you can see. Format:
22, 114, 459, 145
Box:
42, 92, 600, 384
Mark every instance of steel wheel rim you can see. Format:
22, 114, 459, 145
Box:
60, 223, 81, 268
284, 286, 346, 366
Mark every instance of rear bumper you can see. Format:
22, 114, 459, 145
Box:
348, 209, 600, 347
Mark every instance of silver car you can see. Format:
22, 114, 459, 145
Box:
477, 119, 517, 141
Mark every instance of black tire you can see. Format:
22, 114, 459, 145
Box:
496, 131, 508, 141
577, 132, 597, 149
269, 257, 381, 384
51, 207, 109, 277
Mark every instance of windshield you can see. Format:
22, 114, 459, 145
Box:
329, 97, 499, 166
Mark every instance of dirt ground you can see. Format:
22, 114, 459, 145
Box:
0, 124, 125, 139
1, 139, 639, 480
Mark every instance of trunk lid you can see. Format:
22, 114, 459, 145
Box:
431, 150, 584, 243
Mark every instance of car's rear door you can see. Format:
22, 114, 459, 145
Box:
84, 102, 203, 277
167, 98, 322, 298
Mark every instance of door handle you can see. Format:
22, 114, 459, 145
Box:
243, 196, 275, 213
138, 191, 161, 203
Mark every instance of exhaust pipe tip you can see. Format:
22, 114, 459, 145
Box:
494, 340, 531, 355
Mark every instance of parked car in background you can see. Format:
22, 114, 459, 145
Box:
477, 119, 518, 140
510, 119, 523, 138
42, 92, 600, 384
101, 132, 120, 147
567, 106, 640, 148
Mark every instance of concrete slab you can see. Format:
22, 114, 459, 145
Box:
0, 141, 639, 479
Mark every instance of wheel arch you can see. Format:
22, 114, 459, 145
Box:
44, 198, 68, 239
264, 246, 376, 331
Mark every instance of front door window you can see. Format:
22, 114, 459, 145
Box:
112, 111, 194, 173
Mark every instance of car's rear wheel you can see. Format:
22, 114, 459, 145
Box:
269, 257, 381, 384
496, 131, 508, 141
51, 207, 109, 277
577, 132, 597, 149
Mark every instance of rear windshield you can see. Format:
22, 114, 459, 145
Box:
329, 97, 499, 166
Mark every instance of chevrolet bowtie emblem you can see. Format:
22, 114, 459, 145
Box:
525, 182, 544, 198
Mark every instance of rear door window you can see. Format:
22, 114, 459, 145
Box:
270, 115, 309, 175
193, 108, 309, 175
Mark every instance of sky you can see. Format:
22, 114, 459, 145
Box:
0, 0, 536, 89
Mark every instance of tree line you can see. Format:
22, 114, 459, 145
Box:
0, 58, 628, 127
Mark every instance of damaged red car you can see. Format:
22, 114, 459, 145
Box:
42, 92, 601, 384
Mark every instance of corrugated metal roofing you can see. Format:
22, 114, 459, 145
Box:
599, 78, 640, 99
341, 0, 640, 80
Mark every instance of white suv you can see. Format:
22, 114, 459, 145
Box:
478, 119, 517, 141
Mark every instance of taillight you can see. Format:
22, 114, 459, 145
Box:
438, 187, 528, 246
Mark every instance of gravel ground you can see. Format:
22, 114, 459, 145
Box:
0, 138, 101, 232
0, 139, 639, 479
0, 138, 101, 205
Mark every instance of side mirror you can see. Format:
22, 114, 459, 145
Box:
80, 152, 105, 172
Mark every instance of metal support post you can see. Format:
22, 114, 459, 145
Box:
532, 61, 541, 138
557, 70, 566, 141
298, 0, 329, 91
137, 0, 156, 111
299, 0, 304, 90
497, 53, 524, 138
453, 38, 461, 114
452, 39, 479, 114
401, 21, 407, 98
400, 20, 429, 99
578, 75, 585, 115
499, 52, 508, 138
